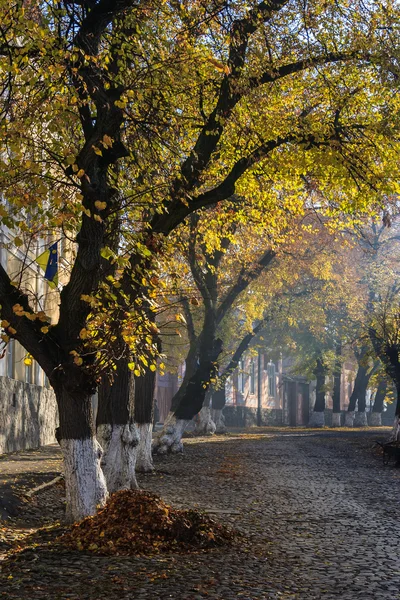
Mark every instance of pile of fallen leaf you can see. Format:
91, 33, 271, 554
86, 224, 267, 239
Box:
61, 490, 235, 555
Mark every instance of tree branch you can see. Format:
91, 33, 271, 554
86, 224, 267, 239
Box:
216, 248, 276, 324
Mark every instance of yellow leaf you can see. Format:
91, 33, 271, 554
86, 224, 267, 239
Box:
24, 357, 32, 366
40, 326, 49, 334
12, 304, 24, 315
94, 201, 107, 211
103, 134, 112, 147
8, 327, 16, 335
92, 145, 102, 156
73, 356, 83, 366
77, 169, 85, 178
79, 328, 88, 339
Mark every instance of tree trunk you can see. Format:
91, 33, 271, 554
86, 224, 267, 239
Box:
309, 358, 326, 427
389, 382, 400, 441
194, 407, 216, 435
56, 385, 108, 522
153, 336, 223, 454
332, 343, 342, 427
170, 338, 199, 412
346, 360, 370, 426
96, 357, 139, 493
370, 380, 386, 426
134, 367, 157, 473
193, 393, 216, 435
212, 388, 227, 433
354, 370, 371, 427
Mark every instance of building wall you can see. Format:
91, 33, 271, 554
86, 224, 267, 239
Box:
224, 353, 284, 426
0, 375, 57, 454
0, 227, 63, 452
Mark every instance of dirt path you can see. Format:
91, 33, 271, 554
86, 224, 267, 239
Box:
0, 430, 398, 599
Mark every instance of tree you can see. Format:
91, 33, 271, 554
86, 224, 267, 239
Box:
0, 0, 399, 519
153, 207, 278, 452
369, 291, 400, 439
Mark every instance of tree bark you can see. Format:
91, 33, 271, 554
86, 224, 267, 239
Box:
96, 357, 139, 493
134, 367, 157, 472
212, 388, 227, 433
332, 343, 342, 427
348, 366, 372, 427
193, 393, 216, 436
346, 355, 371, 426
56, 384, 108, 522
153, 335, 223, 453
389, 382, 400, 441
370, 380, 387, 426
309, 358, 327, 427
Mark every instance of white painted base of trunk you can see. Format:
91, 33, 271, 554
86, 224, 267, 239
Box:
136, 422, 154, 472
390, 416, 400, 441
345, 411, 355, 427
369, 412, 382, 427
193, 407, 216, 436
354, 411, 368, 427
152, 413, 190, 454
331, 413, 341, 428
309, 411, 325, 428
97, 424, 139, 493
212, 408, 227, 434
60, 437, 108, 522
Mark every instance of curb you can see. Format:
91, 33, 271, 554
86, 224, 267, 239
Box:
24, 475, 64, 498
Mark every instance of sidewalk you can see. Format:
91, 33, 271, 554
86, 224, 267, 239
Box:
0, 445, 62, 519
0, 430, 397, 600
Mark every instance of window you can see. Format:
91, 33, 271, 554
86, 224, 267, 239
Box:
267, 361, 276, 398
7, 339, 15, 379
35, 362, 42, 387
250, 359, 255, 395
238, 360, 245, 394
25, 361, 33, 384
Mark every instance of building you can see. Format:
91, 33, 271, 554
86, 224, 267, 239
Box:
0, 227, 60, 454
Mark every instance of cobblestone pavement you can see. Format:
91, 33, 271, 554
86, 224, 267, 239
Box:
1, 429, 399, 599
0, 444, 61, 519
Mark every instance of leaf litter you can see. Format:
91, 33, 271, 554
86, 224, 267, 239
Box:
60, 489, 236, 556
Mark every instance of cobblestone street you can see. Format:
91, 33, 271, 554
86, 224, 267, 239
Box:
1, 429, 399, 599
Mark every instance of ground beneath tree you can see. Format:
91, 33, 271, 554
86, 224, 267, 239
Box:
1, 428, 399, 599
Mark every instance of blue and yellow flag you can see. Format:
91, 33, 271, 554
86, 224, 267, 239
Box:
35, 242, 58, 288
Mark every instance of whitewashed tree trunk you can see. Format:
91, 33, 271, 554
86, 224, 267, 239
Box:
331, 413, 341, 428
193, 406, 216, 436
309, 411, 325, 427
152, 412, 190, 454
212, 408, 227, 433
97, 424, 139, 493
60, 437, 108, 523
136, 422, 154, 472
354, 411, 368, 427
390, 416, 400, 441
369, 412, 382, 426
345, 411, 355, 427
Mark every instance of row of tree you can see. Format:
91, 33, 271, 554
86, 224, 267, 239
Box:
1, 0, 400, 521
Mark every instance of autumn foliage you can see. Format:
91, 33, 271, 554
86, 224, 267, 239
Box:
61, 490, 235, 555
